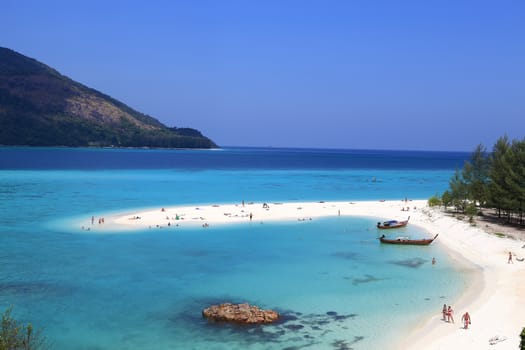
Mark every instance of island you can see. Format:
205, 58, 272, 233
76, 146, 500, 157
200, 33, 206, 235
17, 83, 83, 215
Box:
0, 47, 217, 149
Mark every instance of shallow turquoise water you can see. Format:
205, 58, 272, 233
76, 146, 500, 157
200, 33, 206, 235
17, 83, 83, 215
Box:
0, 148, 472, 349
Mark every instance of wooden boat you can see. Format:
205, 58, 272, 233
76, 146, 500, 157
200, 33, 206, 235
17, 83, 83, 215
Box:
379, 234, 438, 246
377, 216, 410, 229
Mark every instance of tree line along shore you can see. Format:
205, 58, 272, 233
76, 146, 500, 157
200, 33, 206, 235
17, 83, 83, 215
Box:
429, 135, 525, 227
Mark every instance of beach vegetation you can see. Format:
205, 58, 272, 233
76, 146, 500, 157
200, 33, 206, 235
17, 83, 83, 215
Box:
0, 307, 48, 350
488, 136, 514, 218
487, 137, 525, 225
443, 136, 525, 226
441, 190, 452, 210
520, 327, 525, 350
465, 203, 477, 221
462, 144, 490, 207
427, 195, 442, 207
448, 169, 468, 212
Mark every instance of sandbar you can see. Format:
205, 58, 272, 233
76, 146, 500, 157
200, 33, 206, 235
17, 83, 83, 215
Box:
81, 199, 525, 349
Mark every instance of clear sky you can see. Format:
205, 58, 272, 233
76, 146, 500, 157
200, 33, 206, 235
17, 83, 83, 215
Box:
2, 0, 524, 151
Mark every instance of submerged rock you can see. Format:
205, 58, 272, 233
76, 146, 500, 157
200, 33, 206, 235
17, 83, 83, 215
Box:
202, 303, 280, 324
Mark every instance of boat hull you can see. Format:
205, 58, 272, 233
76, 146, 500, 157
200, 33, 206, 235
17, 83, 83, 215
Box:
377, 216, 410, 229
379, 234, 438, 246
377, 222, 408, 229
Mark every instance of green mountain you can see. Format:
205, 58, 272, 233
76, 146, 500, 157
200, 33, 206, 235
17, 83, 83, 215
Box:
0, 47, 217, 148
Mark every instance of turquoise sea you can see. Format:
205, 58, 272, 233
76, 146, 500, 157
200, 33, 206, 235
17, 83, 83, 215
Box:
0, 147, 475, 349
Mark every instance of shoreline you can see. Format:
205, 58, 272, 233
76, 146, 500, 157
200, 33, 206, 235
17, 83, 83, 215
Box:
80, 199, 525, 349
400, 206, 525, 350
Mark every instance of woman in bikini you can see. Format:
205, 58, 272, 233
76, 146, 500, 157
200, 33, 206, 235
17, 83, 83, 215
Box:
461, 311, 471, 329
447, 305, 454, 323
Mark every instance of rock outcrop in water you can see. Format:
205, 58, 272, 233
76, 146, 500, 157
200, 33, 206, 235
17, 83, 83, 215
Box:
202, 303, 280, 324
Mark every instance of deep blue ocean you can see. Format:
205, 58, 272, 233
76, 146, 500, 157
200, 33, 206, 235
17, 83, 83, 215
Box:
0, 147, 474, 349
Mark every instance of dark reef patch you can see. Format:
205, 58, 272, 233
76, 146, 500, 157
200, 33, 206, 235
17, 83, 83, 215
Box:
164, 296, 362, 348
332, 335, 365, 350
389, 257, 426, 268
351, 274, 384, 286
0, 281, 73, 297
284, 324, 304, 331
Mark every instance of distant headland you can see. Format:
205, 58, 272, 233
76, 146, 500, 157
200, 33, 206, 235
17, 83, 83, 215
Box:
0, 47, 217, 149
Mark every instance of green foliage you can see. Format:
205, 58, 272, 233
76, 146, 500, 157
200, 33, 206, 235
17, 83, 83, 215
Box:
465, 203, 477, 223
446, 144, 490, 213
428, 195, 442, 207
521, 327, 525, 350
441, 190, 452, 209
462, 144, 490, 206
442, 136, 525, 225
487, 137, 525, 224
488, 137, 513, 212
449, 169, 468, 212
0, 307, 48, 350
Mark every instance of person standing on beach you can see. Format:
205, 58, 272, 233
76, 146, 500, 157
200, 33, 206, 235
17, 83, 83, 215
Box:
461, 312, 471, 329
447, 306, 454, 323
442, 304, 447, 320
508, 251, 513, 264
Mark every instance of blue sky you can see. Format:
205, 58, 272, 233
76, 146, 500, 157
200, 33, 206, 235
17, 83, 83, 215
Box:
2, 0, 524, 151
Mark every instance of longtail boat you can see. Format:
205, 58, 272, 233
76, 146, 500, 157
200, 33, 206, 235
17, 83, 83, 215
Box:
379, 234, 438, 246
377, 216, 410, 229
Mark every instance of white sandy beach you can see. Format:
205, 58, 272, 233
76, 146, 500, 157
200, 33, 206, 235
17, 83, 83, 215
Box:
84, 200, 525, 349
